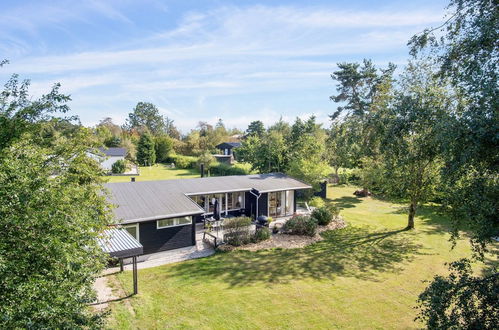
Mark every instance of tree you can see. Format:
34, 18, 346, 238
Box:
197, 151, 215, 174
409, 0, 498, 327
246, 120, 265, 137
379, 62, 449, 229
330, 60, 396, 195
136, 131, 156, 166
326, 121, 359, 176
164, 116, 181, 140
0, 73, 72, 150
125, 102, 165, 135
154, 135, 173, 163
0, 64, 112, 328
416, 259, 498, 329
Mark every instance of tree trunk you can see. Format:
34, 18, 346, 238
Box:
407, 201, 417, 229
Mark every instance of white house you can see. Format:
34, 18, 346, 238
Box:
91, 147, 126, 171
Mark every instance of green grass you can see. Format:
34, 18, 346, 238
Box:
106, 185, 494, 329
105, 164, 199, 183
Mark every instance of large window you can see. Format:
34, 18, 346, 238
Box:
157, 216, 192, 229
189, 192, 245, 214
269, 190, 294, 217
123, 223, 139, 242
227, 191, 245, 210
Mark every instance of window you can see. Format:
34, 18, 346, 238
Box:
157, 216, 192, 229
123, 223, 139, 242
227, 192, 244, 210
191, 195, 205, 210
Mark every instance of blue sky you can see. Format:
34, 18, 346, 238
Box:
0, 0, 448, 132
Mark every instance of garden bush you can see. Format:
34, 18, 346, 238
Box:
253, 226, 271, 243
111, 159, 126, 174
282, 215, 318, 236
209, 162, 252, 176
311, 206, 334, 226
223, 216, 253, 246
169, 154, 198, 169
308, 196, 325, 208
326, 203, 340, 218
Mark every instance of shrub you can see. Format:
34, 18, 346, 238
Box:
209, 162, 252, 176
253, 226, 271, 242
282, 215, 318, 236
308, 196, 325, 208
111, 159, 126, 174
326, 203, 340, 218
169, 154, 198, 169
311, 206, 333, 226
223, 216, 253, 246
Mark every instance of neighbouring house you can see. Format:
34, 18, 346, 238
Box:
105, 173, 311, 255
214, 142, 241, 164
89, 147, 126, 171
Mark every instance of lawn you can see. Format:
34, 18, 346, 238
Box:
105, 164, 199, 183
106, 185, 493, 329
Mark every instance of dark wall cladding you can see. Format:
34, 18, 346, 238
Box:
258, 193, 268, 217
138, 217, 195, 254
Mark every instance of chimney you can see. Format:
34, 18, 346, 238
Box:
200, 163, 205, 178
131, 177, 136, 182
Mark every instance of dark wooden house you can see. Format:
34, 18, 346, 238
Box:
105, 173, 311, 255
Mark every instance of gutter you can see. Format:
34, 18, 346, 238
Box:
249, 188, 261, 220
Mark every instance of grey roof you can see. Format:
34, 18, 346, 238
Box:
99, 147, 126, 157
97, 228, 143, 258
216, 142, 241, 149
105, 173, 311, 223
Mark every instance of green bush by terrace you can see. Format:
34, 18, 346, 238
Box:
308, 196, 325, 208
253, 226, 271, 242
282, 215, 318, 236
223, 216, 253, 246
311, 206, 334, 226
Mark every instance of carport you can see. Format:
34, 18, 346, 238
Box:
97, 228, 143, 294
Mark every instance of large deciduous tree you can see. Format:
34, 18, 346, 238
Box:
409, 0, 498, 327
379, 62, 450, 229
125, 102, 166, 135
0, 64, 112, 328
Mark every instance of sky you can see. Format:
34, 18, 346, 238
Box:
0, 0, 449, 133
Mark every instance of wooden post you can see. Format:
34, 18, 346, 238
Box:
133, 256, 138, 295
119, 258, 123, 272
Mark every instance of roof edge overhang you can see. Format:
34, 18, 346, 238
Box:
117, 210, 205, 224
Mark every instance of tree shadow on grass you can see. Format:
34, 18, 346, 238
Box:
333, 196, 363, 209
390, 204, 453, 235
164, 226, 423, 288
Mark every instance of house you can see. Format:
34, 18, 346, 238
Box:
214, 142, 241, 164
105, 173, 311, 255
90, 147, 126, 171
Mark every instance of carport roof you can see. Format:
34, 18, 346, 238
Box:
97, 228, 143, 258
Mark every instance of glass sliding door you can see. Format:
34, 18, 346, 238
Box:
268, 191, 285, 217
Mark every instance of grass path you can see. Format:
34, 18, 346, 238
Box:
106, 186, 490, 329
105, 164, 199, 183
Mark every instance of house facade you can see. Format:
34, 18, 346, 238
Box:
105, 173, 311, 255
88, 147, 127, 171
214, 142, 241, 164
